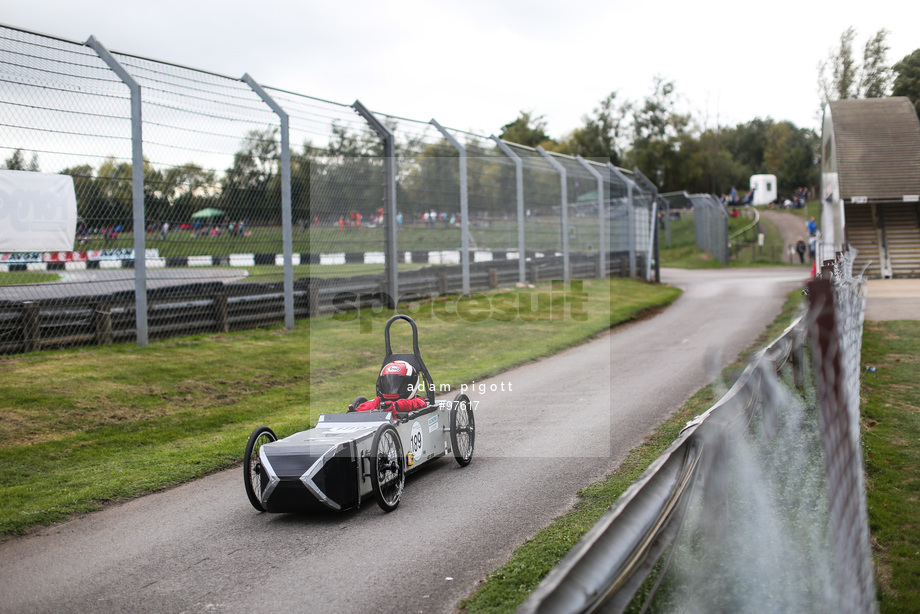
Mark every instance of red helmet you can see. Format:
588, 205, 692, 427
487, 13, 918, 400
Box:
377, 360, 418, 400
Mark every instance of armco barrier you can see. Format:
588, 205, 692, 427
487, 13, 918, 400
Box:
0, 251, 634, 353
518, 319, 802, 614
519, 249, 876, 614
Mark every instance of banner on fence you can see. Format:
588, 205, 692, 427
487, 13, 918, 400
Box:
0, 170, 77, 252
0, 249, 161, 264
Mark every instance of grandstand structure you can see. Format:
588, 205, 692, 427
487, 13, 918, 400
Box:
821, 96, 920, 278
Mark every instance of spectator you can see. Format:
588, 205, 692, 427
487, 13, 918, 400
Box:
795, 238, 807, 264
807, 217, 817, 236
808, 235, 817, 261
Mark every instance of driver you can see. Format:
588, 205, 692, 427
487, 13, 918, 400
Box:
352, 360, 428, 414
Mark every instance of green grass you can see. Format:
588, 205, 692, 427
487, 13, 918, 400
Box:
860, 321, 920, 613
460, 289, 809, 613
659, 214, 723, 269
662, 206, 814, 269
0, 271, 60, 285
69, 219, 580, 260
0, 277, 680, 537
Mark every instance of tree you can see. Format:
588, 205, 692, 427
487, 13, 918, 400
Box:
221, 128, 280, 224
155, 163, 217, 222
3, 149, 39, 171
61, 164, 97, 227
763, 122, 819, 193
301, 122, 387, 222
818, 27, 892, 114
722, 118, 771, 174
560, 92, 631, 165
892, 49, 920, 115
818, 26, 858, 111
398, 138, 459, 217
859, 28, 892, 98
834, 27, 859, 100
677, 129, 747, 195
498, 111, 554, 148
626, 76, 690, 191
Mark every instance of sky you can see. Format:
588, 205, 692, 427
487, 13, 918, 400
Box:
3, 0, 918, 140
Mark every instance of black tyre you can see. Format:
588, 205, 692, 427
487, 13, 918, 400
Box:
450, 393, 475, 466
244, 426, 277, 511
348, 396, 368, 413
370, 424, 405, 512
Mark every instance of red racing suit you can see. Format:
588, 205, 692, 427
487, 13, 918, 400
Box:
353, 396, 427, 414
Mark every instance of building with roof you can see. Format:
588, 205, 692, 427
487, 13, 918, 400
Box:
821, 96, 920, 277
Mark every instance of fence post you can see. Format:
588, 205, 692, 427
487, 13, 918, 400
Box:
537, 147, 570, 284
86, 36, 148, 347
530, 263, 540, 284
213, 292, 229, 333
431, 119, 470, 295
491, 136, 526, 285
243, 74, 294, 330
808, 278, 878, 614
94, 301, 113, 345
791, 326, 806, 389
438, 269, 449, 295
608, 163, 638, 278
631, 168, 660, 281
576, 156, 606, 278
308, 283, 320, 319
352, 101, 397, 306
22, 301, 39, 352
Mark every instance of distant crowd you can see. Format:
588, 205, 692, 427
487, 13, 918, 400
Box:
147, 219, 249, 240
721, 186, 812, 209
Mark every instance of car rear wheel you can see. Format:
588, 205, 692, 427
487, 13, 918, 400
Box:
370, 424, 405, 512
450, 393, 475, 466
244, 426, 277, 511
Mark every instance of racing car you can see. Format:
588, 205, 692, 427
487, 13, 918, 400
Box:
243, 314, 475, 513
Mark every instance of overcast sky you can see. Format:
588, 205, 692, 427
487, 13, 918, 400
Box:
3, 0, 918, 139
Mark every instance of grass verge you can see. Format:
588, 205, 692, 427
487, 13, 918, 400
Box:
0, 271, 60, 285
861, 321, 920, 613
0, 277, 680, 537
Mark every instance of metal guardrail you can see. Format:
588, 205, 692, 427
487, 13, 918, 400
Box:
519, 314, 805, 613
727, 205, 760, 240
520, 249, 876, 613
0, 251, 636, 353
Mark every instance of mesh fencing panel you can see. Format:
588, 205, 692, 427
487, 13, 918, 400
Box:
519, 249, 878, 614
506, 144, 564, 254
808, 250, 876, 614
0, 24, 652, 353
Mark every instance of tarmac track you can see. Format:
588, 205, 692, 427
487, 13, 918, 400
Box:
0, 267, 249, 302
0, 267, 809, 614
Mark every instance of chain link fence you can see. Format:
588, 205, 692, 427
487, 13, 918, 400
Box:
520, 247, 877, 613
0, 23, 658, 354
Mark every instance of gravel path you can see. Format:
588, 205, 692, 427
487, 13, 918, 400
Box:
759, 208, 813, 264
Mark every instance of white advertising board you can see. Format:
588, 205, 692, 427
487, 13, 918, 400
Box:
0, 170, 78, 252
